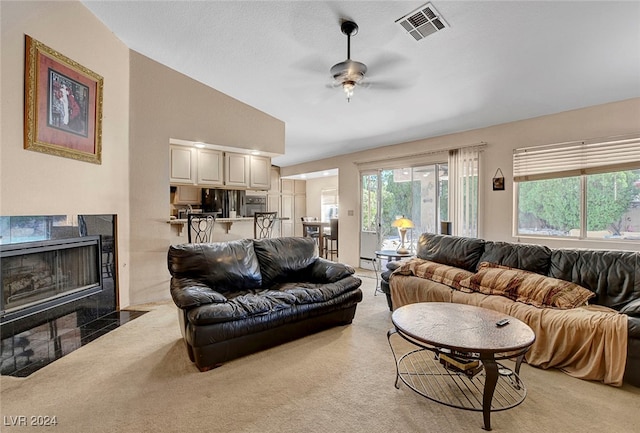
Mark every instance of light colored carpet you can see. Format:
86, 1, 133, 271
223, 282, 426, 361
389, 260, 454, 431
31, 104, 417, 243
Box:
1, 271, 639, 433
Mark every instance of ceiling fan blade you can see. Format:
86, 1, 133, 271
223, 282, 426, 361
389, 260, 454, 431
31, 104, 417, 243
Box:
366, 52, 410, 77
359, 80, 410, 91
291, 55, 332, 76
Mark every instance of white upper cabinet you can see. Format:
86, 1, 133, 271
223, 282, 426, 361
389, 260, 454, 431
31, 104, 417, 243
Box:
197, 148, 224, 186
170, 145, 196, 185
249, 155, 271, 190
224, 152, 250, 187
171, 145, 272, 190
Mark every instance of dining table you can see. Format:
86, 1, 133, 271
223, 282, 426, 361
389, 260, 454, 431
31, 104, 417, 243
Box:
301, 220, 330, 257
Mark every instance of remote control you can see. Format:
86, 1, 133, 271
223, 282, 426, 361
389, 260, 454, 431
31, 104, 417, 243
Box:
496, 318, 510, 327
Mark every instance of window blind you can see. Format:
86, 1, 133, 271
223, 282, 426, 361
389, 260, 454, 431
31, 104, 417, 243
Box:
513, 133, 640, 182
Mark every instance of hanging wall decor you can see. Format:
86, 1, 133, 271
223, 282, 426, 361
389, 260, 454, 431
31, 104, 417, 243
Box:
24, 35, 103, 164
492, 168, 505, 191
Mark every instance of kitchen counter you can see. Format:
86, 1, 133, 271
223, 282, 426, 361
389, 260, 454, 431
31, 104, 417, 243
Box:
168, 216, 288, 237
168, 217, 253, 235
168, 217, 254, 224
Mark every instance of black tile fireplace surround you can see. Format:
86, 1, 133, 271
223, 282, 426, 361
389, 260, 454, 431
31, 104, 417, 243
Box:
0, 214, 139, 376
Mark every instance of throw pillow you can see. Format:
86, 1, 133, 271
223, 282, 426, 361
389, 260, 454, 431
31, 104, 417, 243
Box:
395, 259, 475, 291
458, 261, 595, 309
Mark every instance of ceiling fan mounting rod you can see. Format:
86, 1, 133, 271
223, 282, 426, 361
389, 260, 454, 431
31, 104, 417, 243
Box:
331, 20, 365, 103
341, 20, 359, 60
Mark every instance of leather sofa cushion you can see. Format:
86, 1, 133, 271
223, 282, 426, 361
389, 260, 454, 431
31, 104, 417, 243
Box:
478, 241, 551, 274
416, 233, 485, 272
549, 249, 640, 310
187, 277, 362, 325
167, 240, 262, 293
253, 237, 318, 287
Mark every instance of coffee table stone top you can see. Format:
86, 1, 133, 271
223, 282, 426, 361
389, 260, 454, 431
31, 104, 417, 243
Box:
392, 302, 536, 354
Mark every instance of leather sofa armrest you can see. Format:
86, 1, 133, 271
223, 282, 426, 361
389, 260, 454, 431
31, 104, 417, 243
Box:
381, 260, 409, 282
309, 258, 355, 282
620, 298, 640, 317
386, 261, 403, 272
170, 277, 227, 309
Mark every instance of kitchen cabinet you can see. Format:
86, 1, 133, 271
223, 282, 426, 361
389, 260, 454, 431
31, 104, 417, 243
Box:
224, 153, 250, 188
293, 194, 306, 237
249, 155, 271, 190
280, 194, 294, 237
171, 145, 271, 190
281, 178, 294, 194
281, 179, 306, 237
170, 145, 196, 185
173, 185, 201, 205
197, 148, 224, 186
225, 153, 272, 190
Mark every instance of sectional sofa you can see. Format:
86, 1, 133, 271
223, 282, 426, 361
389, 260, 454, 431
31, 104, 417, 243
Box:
386, 233, 640, 387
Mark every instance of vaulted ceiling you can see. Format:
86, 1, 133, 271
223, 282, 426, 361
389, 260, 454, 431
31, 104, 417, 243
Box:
83, 1, 640, 167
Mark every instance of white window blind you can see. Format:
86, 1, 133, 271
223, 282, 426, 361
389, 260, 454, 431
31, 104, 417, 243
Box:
513, 134, 640, 182
321, 189, 338, 205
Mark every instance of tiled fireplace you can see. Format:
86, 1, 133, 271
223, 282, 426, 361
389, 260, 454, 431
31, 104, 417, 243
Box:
0, 215, 144, 376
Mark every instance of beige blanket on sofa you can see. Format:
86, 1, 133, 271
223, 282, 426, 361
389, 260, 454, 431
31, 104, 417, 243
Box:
390, 274, 628, 386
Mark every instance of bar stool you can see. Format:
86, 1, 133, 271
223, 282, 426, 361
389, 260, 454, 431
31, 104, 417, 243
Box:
254, 212, 278, 239
323, 218, 338, 260
187, 213, 216, 243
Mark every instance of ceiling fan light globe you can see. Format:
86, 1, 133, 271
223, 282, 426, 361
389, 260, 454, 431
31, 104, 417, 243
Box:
342, 81, 355, 101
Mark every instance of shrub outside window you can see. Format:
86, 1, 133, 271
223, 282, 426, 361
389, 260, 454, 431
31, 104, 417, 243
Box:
517, 170, 640, 240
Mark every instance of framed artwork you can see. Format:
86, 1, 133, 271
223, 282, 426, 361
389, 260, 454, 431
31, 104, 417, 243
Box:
492, 168, 505, 191
24, 35, 103, 164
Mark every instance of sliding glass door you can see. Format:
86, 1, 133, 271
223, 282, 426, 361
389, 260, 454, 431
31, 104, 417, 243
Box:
360, 172, 380, 263
360, 163, 448, 260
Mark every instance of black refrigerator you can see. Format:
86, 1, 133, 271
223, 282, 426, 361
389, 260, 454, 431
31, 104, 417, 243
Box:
201, 189, 246, 218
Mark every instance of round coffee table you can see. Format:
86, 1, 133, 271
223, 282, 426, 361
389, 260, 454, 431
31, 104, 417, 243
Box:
387, 302, 536, 431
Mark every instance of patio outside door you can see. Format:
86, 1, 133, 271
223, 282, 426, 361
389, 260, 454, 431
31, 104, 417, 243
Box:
360, 172, 380, 268
359, 165, 448, 267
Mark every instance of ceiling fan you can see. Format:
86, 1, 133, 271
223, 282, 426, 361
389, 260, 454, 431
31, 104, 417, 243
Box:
330, 20, 367, 102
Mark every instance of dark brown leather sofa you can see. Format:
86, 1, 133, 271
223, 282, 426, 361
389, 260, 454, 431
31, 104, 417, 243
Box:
382, 233, 640, 386
168, 237, 363, 371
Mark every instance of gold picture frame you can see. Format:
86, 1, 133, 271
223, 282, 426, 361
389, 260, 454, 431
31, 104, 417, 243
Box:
24, 35, 103, 164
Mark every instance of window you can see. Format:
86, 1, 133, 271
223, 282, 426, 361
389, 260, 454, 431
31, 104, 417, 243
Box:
361, 174, 378, 233
320, 188, 338, 221
358, 144, 482, 260
514, 135, 640, 240
360, 164, 448, 252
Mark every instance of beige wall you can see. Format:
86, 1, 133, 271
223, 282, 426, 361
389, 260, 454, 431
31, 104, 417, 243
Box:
282, 98, 640, 266
128, 51, 284, 305
0, 1, 132, 305
305, 175, 338, 219
1, 1, 285, 308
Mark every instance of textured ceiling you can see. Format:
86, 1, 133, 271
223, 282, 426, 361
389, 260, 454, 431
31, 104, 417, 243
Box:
82, 1, 640, 167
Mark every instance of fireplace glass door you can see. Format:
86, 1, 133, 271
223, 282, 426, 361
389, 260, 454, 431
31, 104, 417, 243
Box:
1, 237, 101, 319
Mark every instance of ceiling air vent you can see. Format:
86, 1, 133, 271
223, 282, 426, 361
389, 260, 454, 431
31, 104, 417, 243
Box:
396, 2, 448, 41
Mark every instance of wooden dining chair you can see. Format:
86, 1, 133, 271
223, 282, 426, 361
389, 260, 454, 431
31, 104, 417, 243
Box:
301, 216, 320, 238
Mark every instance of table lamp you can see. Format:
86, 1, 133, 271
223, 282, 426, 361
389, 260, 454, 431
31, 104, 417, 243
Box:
392, 217, 414, 254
